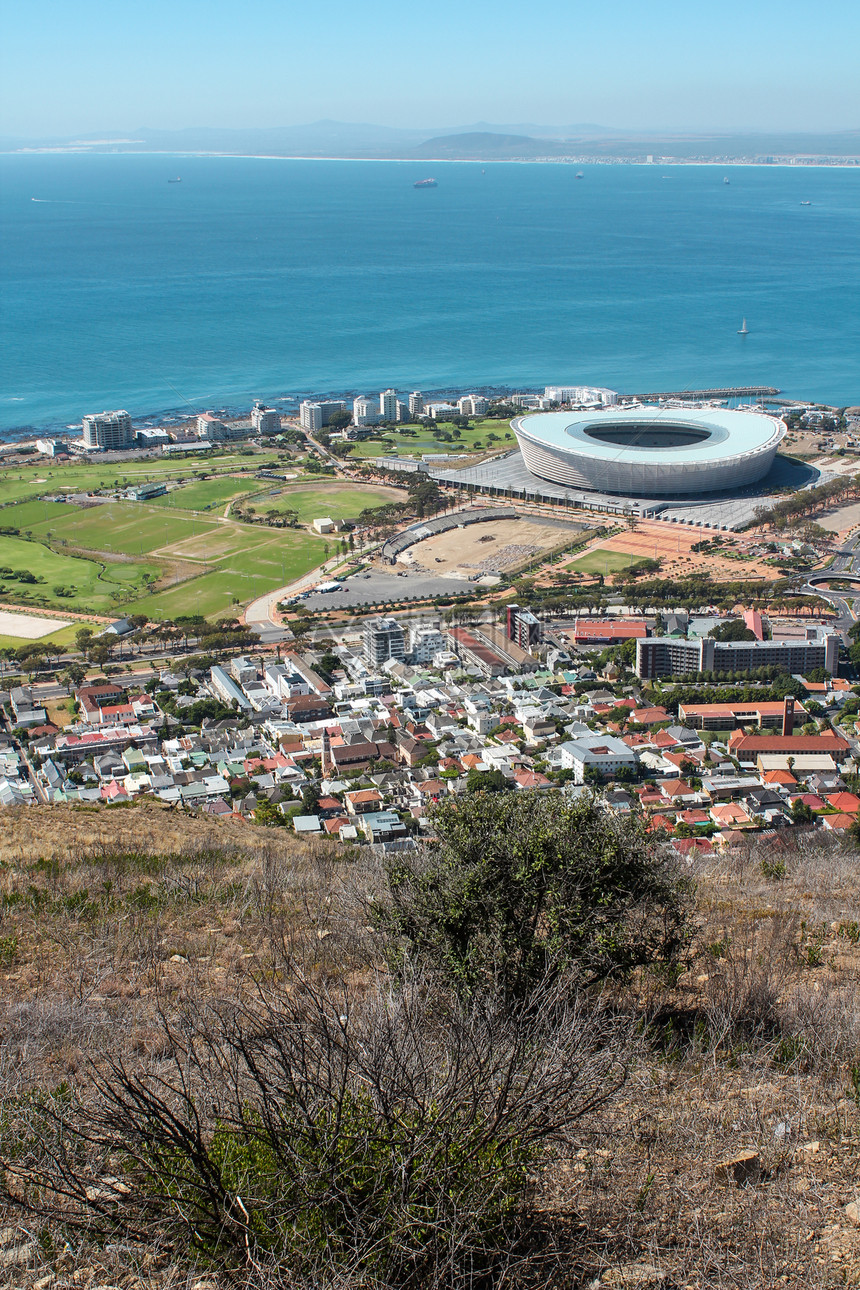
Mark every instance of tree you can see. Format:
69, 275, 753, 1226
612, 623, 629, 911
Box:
375, 792, 693, 1002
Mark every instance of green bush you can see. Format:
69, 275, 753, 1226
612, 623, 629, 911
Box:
375, 791, 694, 1001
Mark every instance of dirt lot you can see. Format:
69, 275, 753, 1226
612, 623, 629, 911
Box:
401, 517, 573, 576
573, 520, 784, 583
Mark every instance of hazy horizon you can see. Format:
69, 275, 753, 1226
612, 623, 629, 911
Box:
2, 0, 858, 139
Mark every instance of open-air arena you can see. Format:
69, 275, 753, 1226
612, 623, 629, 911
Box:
512, 406, 786, 496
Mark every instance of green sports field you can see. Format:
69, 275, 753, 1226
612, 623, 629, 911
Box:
568, 548, 644, 575
244, 483, 405, 523
127, 529, 325, 619
19, 501, 219, 557
149, 476, 264, 512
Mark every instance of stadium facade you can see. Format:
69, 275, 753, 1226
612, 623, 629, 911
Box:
512, 406, 785, 497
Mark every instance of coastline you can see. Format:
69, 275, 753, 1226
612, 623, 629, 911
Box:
3, 149, 859, 168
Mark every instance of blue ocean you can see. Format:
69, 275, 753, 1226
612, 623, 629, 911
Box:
1, 153, 858, 434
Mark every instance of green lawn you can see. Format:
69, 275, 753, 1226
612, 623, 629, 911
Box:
0, 535, 160, 614
0, 453, 284, 509
569, 548, 643, 575
150, 477, 263, 512
245, 484, 402, 523
23, 502, 220, 556
350, 419, 516, 460
127, 529, 326, 619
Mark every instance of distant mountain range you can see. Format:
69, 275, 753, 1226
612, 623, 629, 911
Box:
3, 121, 859, 161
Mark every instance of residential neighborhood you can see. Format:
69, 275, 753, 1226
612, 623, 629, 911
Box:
3, 598, 859, 858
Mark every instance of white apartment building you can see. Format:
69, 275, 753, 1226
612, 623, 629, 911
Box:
82, 410, 134, 451
299, 400, 347, 432
425, 402, 459, 419
543, 386, 618, 407
408, 625, 446, 663
558, 733, 637, 783
409, 391, 424, 417
380, 389, 399, 422
353, 396, 381, 426
458, 395, 488, 416
197, 412, 227, 440
251, 402, 281, 434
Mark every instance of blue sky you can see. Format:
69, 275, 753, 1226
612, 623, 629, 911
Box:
2, 0, 858, 137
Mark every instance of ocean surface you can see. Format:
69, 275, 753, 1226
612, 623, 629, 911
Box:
1, 153, 858, 434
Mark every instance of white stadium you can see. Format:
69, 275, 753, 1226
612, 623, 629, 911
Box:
512, 405, 786, 497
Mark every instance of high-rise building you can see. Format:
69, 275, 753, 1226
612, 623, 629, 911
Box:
197, 412, 227, 440
300, 400, 347, 432
353, 396, 381, 426
409, 391, 424, 417
251, 402, 281, 434
506, 604, 541, 651
82, 410, 134, 451
364, 617, 406, 668
380, 389, 399, 422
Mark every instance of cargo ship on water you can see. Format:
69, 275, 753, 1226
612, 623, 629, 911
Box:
413, 178, 438, 188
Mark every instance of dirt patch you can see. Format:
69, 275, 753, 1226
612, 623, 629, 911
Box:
403, 518, 573, 576
580, 521, 783, 583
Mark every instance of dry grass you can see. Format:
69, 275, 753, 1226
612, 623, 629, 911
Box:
0, 807, 859, 1287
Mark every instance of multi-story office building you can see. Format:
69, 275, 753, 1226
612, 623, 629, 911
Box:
409, 391, 424, 417
506, 604, 541, 651
299, 400, 347, 432
82, 410, 134, 451
364, 617, 406, 668
250, 402, 281, 434
458, 394, 489, 416
380, 389, 399, 422
425, 402, 459, 419
636, 631, 840, 680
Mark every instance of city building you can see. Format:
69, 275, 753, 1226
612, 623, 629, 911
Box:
82, 410, 134, 451
558, 733, 638, 782
425, 402, 459, 420
636, 630, 839, 680
409, 391, 424, 417
380, 389, 399, 422
513, 406, 785, 497
677, 699, 806, 731
251, 402, 281, 434
35, 438, 68, 456
458, 394, 489, 416
543, 386, 618, 406
571, 619, 648, 647
353, 396, 381, 427
409, 625, 446, 663
506, 604, 541, 651
135, 427, 170, 447
197, 412, 227, 440
299, 400, 347, 432
364, 617, 406, 668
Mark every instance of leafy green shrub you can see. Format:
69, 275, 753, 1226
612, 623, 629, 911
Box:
375, 791, 694, 1001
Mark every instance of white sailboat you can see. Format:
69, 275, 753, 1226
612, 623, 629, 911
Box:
737, 317, 749, 335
